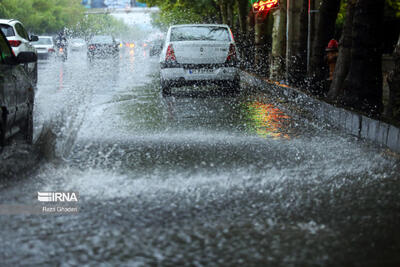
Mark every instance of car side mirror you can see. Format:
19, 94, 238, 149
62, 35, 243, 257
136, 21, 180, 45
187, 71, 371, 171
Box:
17, 52, 37, 63
30, 35, 39, 42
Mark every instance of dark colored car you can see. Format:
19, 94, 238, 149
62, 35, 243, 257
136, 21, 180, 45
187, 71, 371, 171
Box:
87, 35, 119, 61
0, 30, 37, 147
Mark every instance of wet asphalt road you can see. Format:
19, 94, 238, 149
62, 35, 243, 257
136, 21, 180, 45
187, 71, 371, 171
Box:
0, 47, 400, 266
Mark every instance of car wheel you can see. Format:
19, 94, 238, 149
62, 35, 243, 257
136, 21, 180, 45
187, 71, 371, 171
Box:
224, 79, 240, 96
232, 79, 240, 95
32, 62, 38, 84
0, 110, 7, 148
20, 102, 33, 144
161, 81, 171, 96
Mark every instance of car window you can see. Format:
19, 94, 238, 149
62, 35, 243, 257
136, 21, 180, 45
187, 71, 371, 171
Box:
15, 23, 29, 40
0, 24, 15, 37
0, 31, 14, 64
170, 26, 231, 42
33, 37, 53, 45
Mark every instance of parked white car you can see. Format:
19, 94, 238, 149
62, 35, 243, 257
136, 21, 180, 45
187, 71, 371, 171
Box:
0, 19, 38, 83
159, 24, 240, 96
31, 36, 55, 59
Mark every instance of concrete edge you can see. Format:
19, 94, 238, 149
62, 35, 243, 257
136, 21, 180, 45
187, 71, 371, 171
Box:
241, 71, 400, 153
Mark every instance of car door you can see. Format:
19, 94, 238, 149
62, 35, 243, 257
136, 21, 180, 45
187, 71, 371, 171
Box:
0, 32, 17, 132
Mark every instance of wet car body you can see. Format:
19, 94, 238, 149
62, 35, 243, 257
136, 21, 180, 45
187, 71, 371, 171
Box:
160, 24, 240, 95
0, 30, 37, 147
0, 19, 38, 84
87, 35, 119, 61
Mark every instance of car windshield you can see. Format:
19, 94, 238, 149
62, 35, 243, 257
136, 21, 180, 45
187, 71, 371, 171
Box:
0, 24, 15, 37
34, 37, 53, 45
91, 35, 113, 44
170, 26, 230, 42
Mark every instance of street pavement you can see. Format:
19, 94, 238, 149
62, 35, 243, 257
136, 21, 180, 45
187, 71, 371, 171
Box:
0, 47, 399, 266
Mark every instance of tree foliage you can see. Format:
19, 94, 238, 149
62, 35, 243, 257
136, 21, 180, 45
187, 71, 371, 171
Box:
145, 0, 219, 28
0, 0, 84, 34
72, 14, 130, 38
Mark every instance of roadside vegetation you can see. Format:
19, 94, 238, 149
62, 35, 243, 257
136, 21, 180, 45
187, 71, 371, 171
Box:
0, 0, 129, 37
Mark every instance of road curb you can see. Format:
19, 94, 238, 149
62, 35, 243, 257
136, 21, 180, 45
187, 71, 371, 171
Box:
241, 71, 400, 153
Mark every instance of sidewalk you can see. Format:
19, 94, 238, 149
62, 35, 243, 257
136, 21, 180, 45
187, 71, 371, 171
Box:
242, 71, 400, 154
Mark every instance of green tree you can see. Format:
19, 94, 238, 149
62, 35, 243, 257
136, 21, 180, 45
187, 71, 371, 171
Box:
145, 0, 220, 27
0, 0, 84, 33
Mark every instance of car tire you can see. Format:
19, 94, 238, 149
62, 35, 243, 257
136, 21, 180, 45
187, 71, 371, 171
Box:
232, 79, 240, 95
0, 110, 7, 148
32, 62, 38, 84
223, 79, 240, 96
161, 81, 171, 96
20, 102, 33, 145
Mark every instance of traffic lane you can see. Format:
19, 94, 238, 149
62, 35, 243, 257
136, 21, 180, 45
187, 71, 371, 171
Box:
1, 153, 399, 266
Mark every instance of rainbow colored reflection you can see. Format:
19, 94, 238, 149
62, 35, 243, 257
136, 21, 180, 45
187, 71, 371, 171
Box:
246, 101, 291, 139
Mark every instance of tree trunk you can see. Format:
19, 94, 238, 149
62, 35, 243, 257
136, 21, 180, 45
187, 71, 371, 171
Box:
270, 2, 287, 81
236, 0, 249, 59
254, 11, 273, 76
227, 0, 234, 28
245, 10, 256, 69
387, 34, 400, 120
286, 0, 308, 85
220, 0, 228, 25
308, 0, 341, 81
341, 0, 384, 115
327, 0, 356, 100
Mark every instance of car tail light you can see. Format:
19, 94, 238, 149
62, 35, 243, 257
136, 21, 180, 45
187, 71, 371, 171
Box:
9, 40, 21, 47
226, 43, 237, 63
165, 44, 176, 62
48, 48, 55, 52
89, 45, 95, 50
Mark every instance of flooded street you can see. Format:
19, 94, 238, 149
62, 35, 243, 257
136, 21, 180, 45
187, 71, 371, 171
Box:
1, 47, 400, 266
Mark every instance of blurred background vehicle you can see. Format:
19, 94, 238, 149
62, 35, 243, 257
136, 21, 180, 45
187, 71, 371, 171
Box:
31, 36, 55, 60
0, 19, 38, 84
70, 38, 86, 52
0, 30, 37, 147
87, 35, 119, 61
55, 29, 68, 61
149, 39, 163, 56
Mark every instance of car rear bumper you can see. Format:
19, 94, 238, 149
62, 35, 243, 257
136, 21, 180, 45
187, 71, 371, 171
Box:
37, 52, 50, 59
160, 65, 239, 83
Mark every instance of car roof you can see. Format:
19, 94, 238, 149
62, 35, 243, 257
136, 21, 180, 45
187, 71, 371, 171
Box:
0, 19, 20, 25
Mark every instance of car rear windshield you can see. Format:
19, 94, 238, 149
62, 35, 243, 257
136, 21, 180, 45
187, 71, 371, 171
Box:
0, 24, 15, 37
91, 35, 113, 44
34, 37, 53, 45
170, 26, 230, 42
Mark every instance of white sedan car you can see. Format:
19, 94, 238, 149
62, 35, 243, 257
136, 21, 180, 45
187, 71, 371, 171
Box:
159, 24, 240, 96
32, 36, 55, 59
